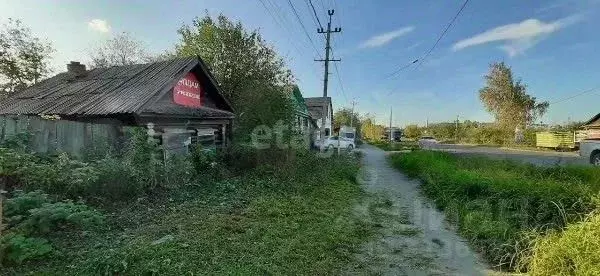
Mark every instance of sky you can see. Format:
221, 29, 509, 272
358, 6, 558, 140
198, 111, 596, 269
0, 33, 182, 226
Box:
2, 0, 600, 127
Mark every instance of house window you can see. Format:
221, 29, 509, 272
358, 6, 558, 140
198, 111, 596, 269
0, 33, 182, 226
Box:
325, 128, 330, 136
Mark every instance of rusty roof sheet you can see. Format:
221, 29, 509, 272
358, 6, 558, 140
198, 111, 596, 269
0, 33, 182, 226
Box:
0, 57, 233, 119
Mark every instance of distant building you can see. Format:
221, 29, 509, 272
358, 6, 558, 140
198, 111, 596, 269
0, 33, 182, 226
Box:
583, 113, 600, 139
289, 86, 317, 135
0, 57, 235, 155
383, 127, 402, 141
304, 97, 332, 146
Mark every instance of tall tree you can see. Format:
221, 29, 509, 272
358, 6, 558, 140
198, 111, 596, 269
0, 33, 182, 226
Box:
479, 62, 549, 130
0, 19, 54, 97
361, 116, 385, 141
333, 107, 361, 135
174, 13, 295, 138
89, 32, 150, 68
404, 124, 421, 139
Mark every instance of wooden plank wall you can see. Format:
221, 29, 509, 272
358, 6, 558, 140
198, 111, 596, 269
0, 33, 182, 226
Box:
0, 115, 122, 156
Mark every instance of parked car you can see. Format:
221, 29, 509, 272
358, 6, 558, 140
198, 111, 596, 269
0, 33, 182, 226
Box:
323, 136, 355, 151
579, 139, 600, 166
418, 136, 438, 149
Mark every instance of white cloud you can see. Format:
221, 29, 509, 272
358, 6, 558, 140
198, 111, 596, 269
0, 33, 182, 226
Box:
452, 15, 582, 57
359, 27, 414, 49
88, 19, 111, 33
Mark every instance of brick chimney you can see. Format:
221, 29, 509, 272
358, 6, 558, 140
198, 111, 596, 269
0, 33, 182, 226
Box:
67, 61, 87, 77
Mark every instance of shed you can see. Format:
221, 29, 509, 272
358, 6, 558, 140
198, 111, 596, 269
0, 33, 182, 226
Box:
0, 57, 234, 155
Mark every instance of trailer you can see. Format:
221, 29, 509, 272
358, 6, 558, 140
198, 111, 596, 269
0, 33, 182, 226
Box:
535, 131, 575, 149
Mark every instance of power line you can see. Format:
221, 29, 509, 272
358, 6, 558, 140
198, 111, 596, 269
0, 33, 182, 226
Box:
386, 0, 470, 78
258, 0, 323, 81
413, 0, 470, 71
307, 0, 324, 30
287, 0, 322, 58
549, 86, 600, 105
331, 49, 348, 102
384, 59, 419, 79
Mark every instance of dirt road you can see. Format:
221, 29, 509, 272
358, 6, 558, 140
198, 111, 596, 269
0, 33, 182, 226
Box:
349, 145, 488, 275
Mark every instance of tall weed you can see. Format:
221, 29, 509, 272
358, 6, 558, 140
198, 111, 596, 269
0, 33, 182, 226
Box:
390, 151, 598, 270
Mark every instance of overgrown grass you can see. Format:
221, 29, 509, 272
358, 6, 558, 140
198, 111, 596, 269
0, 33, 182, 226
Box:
4, 151, 372, 275
389, 150, 600, 272
369, 140, 419, 151
525, 211, 600, 275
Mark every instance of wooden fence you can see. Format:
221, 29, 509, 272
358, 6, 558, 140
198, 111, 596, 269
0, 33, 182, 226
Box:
0, 115, 124, 156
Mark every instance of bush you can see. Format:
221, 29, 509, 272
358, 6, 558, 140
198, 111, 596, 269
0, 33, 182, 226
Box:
19, 200, 104, 234
0, 127, 201, 201
90, 157, 142, 199
4, 191, 104, 235
3, 190, 51, 226
0, 132, 32, 151
1, 191, 104, 267
25, 153, 100, 197
0, 234, 52, 265
190, 144, 219, 179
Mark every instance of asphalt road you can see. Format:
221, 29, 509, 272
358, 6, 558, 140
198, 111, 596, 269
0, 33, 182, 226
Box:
428, 143, 589, 167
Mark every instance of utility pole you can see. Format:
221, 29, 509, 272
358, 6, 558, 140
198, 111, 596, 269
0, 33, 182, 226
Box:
316, 10, 341, 97
455, 115, 459, 142
389, 107, 393, 143
350, 99, 357, 127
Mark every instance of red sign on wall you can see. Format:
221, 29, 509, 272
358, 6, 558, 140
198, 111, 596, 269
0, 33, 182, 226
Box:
173, 73, 202, 107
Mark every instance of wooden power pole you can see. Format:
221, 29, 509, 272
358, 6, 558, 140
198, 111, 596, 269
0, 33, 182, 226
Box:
316, 10, 341, 97
455, 115, 459, 142
389, 107, 393, 143
350, 99, 357, 127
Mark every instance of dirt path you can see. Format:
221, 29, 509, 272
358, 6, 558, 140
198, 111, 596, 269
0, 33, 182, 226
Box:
348, 145, 488, 275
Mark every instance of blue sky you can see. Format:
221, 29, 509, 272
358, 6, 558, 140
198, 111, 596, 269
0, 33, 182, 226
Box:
2, 0, 600, 127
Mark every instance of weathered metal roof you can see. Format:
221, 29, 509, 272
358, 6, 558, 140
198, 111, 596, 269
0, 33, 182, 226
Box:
584, 113, 600, 128
0, 57, 234, 119
304, 96, 332, 120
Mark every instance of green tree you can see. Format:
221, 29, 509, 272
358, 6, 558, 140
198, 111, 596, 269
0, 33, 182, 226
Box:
429, 122, 456, 141
174, 13, 294, 138
479, 62, 549, 130
0, 19, 54, 97
333, 108, 361, 136
361, 117, 384, 141
404, 124, 421, 139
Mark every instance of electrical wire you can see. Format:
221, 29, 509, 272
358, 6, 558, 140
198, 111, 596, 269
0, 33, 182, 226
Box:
386, 0, 470, 78
331, 48, 348, 103
286, 0, 322, 58
258, 0, 323, 80
307, 0, 324, 30
412, 0, 470, 71
384, 59, 419, 79
549, 86, 600, 105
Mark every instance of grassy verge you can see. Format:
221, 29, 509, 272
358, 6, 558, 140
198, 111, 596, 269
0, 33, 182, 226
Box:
369, 140, 419, 151
4, 152, 372, 275
389, 150, 600, 271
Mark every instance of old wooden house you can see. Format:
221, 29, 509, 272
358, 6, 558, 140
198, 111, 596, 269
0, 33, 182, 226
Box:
0, 57, 234, 155
583, 113, 600, 139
